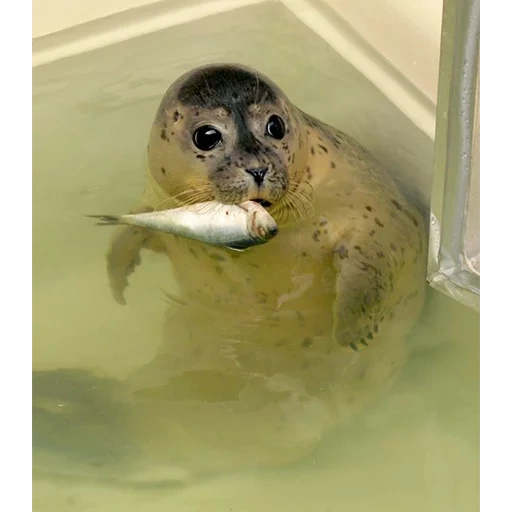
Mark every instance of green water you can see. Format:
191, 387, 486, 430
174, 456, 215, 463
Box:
33, 2, 478, 510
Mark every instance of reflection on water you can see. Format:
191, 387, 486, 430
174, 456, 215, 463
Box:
33, 287, 479, 511
33, 3, 478, 510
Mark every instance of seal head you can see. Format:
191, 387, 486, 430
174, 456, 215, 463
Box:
147, 64, 309, 216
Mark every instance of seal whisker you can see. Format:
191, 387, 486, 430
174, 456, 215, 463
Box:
154, 186, 213, 211
152, 197, 176, 211
273, 193, 302, 225
178, 191, 213, 208
277, 180, 315, 221
293, 189, 315, 215
289, 178, 314, 198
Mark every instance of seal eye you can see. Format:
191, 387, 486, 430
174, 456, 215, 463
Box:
266, 115, 286, 140
193, 125, 222, 151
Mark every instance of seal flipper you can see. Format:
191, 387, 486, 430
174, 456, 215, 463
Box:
331, 238, 392, 352
106, 204, 164, 305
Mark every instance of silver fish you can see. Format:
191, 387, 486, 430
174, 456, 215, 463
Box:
88, 200, 279, 250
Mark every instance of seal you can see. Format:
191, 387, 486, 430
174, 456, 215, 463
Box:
35, 64, 428, 482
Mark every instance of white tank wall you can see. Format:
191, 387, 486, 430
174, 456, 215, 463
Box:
318, 0, 442, 104
33, 0, 443, 105
33, 0, 161, 37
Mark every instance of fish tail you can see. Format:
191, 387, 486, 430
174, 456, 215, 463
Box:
86, 214, 123, 226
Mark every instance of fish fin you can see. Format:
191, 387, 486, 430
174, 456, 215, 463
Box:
226, 246, 248, 252
86, 214, 122, 226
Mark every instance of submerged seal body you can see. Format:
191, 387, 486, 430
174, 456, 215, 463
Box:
35, 64, 428, 481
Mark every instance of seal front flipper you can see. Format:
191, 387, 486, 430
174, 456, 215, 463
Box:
106, 204, 164, 305
331, 238, 392, 352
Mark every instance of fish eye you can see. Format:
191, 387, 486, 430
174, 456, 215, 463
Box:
193, 125, 223, 151
266, 115, 286, 140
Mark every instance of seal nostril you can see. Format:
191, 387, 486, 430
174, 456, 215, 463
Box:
245, 167, 267, 186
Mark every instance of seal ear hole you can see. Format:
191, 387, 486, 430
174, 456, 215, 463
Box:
193, 125, 222, 151
266, 115, 286, 140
